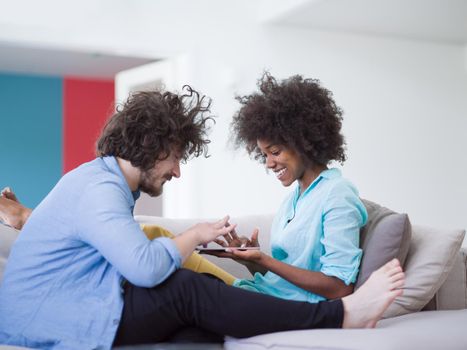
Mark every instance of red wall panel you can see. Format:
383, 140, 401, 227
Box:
63, 78, 114, 173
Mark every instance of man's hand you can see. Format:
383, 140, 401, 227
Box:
187, 216, 237, 246
173, 216, 239, 263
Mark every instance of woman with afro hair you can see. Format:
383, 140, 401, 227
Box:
218, 72, 368, 303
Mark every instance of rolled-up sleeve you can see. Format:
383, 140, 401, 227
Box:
319, 181, 367, 285
75, 180, 182, 287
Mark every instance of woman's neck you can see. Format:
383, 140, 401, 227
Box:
298, 164, 328, 195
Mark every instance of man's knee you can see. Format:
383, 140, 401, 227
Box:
159, 268, 223, 299
167, 268, 202, 285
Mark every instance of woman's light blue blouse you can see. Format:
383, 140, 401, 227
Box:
234, 168, 367, 303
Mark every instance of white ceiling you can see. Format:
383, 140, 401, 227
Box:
0, 44, 155, 79
0, 0, 465, 78
267, 0, 467, 45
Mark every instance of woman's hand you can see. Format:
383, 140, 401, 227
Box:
201, 228, 269, 275
213, 227, 260, 250
225, 246, 263, 262
222, 228, 262, 262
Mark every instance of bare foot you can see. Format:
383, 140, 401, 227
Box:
0, 188, 32, 230
1, 187, 19, 202
342, 259, 404, 328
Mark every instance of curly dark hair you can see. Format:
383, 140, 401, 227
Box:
231, 73, 346, 166
97, 86, 214, 171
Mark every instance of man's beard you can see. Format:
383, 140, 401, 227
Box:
139, 168, 164, 197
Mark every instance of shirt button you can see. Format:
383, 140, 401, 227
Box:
113, 319, 119, 326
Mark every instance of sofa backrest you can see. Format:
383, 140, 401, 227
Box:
2, 214, 466, 316
135, 214, 467, 316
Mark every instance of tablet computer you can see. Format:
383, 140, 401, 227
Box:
195, 246, 260, 252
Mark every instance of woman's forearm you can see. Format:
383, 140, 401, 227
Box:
256, 254, 354, 299
243, 260, 268, 276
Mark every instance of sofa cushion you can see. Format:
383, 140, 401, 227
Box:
0, 223, 19, 284
356, 200, 412, 288
224, 309, 467, 350
383, 225, 465, 318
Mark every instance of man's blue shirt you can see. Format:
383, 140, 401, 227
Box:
0, 156, 182, 349
234, 168, 367, 303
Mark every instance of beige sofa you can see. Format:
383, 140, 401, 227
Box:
135, 213, 467, 350
1, 210, 466, 350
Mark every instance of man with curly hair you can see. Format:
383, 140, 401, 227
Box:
0, 86, 404, 349
218, 73, 368, 303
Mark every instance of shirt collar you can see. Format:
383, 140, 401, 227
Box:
320, 168, 341, 179
101, 156, 141, 202
295, 168, 342, 199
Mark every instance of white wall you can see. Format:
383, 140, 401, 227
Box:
1, 0, 466, 233
165, 26, 467, 237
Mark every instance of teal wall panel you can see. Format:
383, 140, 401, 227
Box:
0, 73, 63, 208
